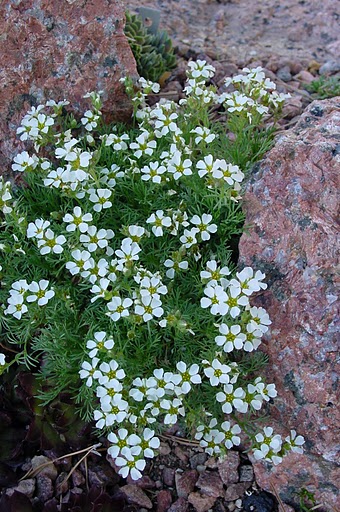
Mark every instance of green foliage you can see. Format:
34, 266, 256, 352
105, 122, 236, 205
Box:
124, 10, 177, 82
304, 75, 340, 99
0, 63, 303, 479
296, 488, 323, 512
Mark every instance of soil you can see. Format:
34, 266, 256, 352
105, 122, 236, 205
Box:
125, 0, 339, 65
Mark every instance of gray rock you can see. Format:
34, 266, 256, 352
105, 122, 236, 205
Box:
175, 469, 198, 498
157, 489, 173, 512
188, 491, 216, 512
6, 479, 36, 499
162, 467, 176, 487
224, 482, 252, 501
31, 455, 58, 480
239, 465, 254, 482
319, 60, 340, 75
190, 452, 208, 469
168, 497, 189, 512
36, 475, 54, 502
218, 452, 240, 485
120, 484, 152, 509
196, 470, 224, 498
277, 65, 292, 82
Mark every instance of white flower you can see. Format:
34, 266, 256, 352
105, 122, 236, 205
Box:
81, 110, 100, 131
154, 111, 178, 137
243, 324, 263, 352
128, 428, 160, 458
104, 132, 129, 150
63, 207, 93, 232
43, 167, 68, 189
285, 430, 305, 454
90, 278, 110, 302
88, 188, 113, 212
96, 380, 123, 404
200, 284, 228, 315
130, 131, 157, 159
216, 384, 247, 414
221, 421, 242, 449
100, 394, 129, 424
203, 359, 231, 386
79, 357, 101, 387
127, 225, 145, 243
115, 446, 146, 480
248, 306, 272, 333
254, 377, 277, 402
26, 280, 55, 306
215, 323, 246, 352
175, 361, 201, 394
150, 368, 175, 397
134, 295, 164, 322
187, 59, 215, 80
200, 260, 230, 284
244, 383, 263, 412
129, 377, 150, 402
200, 430, 225, 456
146, 210, 172, 237
66, 250, 92, 275
164, 258, 188, 279
167, 151, 193, 180
191, 126, 216, 144
37, 229, 66, 255
12, 151, 38, 172
170, 209, 189, 235
161, 397, 185, 425
100, 164, 125, 187
196, 154, 220, 178
80, 226, 114, 252
4, 293, 28, 319
27, 219, 50, 239
107, 428, 130, 458
216, 160, 244, 185
224, 285, 249, 318
86, 331, 114, 358
140, 276, 167, 299
141, 161, 166, 183
9, 279, 29, 296
115, 238, 141, 266
98, 360, 126, 384
230, 267, 267, 295
54, 138, 78, 159
195, 417, 218, 441
180, 227, 199, 249
107, 296, 133, 321
0, 354, 5, 366
190, 214, 217, 241
253, 426, 283, 465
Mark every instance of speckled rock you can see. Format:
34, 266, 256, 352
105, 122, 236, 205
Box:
175, 469, 198, 498
157, 489, 173, 512
217, 451, 240, 485
238, 97, 340, 510
0, 0, 138, 175
188, 491, 216, 512
120, 484, 152, 509
196, 470, 224, 498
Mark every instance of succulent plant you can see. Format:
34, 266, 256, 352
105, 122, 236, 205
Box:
124, 10, 177, 83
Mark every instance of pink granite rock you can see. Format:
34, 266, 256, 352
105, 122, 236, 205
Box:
0, 0, 138, 176
238, 97, 340, 510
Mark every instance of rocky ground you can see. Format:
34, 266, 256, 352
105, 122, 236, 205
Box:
0, 0, 339, 511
